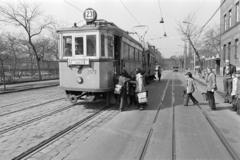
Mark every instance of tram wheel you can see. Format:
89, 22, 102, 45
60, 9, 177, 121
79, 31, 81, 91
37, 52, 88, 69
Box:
69, 95, 78, 104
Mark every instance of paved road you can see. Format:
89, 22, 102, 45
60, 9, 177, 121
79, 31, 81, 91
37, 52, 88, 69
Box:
20, 71, 237, 160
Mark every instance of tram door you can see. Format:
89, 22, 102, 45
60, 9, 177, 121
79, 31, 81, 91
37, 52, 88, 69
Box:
114, 36, 121, 75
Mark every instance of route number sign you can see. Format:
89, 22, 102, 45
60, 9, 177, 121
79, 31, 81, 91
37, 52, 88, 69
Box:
83, 8, 97, 23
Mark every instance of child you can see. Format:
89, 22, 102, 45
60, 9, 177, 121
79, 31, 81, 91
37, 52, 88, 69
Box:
184, 72, 199, 106
231, 70, 240, 111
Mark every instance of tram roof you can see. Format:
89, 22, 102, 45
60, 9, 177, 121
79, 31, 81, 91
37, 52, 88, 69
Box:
57, 19, 143, 48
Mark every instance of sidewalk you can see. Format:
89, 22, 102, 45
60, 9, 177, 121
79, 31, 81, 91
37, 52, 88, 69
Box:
194, 74, 225, 98
191, 73, 240, 158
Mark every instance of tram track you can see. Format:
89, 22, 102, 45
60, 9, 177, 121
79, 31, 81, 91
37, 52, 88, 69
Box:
196, 103, 240, 160
0, 97, 65, 117
171, 76, 176, 160
0, 103, 77, 135
138, 78, 170, 160
12, 105, 113, 160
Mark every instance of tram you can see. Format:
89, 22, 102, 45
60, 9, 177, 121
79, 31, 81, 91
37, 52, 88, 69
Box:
57, 8, 161, 104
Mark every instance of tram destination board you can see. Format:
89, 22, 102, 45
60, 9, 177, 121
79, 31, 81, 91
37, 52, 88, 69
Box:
68, 58, 90, 66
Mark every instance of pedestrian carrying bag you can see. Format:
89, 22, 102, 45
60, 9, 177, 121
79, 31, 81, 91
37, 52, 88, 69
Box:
137, 91, 148, 103
114, 84, 122, 94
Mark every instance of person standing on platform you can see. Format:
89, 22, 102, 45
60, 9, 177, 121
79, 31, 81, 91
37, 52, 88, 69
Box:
135, 68, 146, 110
157, 66, 162, 81
184, 72, 199, 106
206, 68, 217, 110
115, 70, 130, 112
231, 70, 240, 111
223, 59, 236, 103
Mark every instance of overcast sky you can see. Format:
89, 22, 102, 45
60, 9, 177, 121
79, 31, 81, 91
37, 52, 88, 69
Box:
6, 0, 220, 58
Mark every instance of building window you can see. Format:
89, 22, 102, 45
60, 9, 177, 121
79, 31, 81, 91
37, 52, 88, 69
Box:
235, 39, 239, 59
224, 14, 227, 31
236, 2, 240, 22
229, 9, 232, 28
228, 42, 231, 60
223, 44, 226, 61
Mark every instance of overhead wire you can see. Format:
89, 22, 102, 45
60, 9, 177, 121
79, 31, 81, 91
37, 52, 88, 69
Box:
119, 0, 141, 25
198, 0, 226, 35
64, 0, 84, 14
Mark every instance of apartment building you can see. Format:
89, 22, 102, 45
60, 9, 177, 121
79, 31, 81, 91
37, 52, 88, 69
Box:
221, 0, 240, 71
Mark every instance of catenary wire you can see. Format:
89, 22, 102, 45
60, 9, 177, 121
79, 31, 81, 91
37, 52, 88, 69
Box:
119, 0, 141, 25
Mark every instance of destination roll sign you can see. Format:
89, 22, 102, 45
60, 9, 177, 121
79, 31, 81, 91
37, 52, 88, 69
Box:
83, 8, 97, 23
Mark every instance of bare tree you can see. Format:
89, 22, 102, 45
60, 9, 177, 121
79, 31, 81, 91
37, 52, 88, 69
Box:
5, 33, 22, 80
177, 14, 203, 71
202, 27, 221, 56
0, 2, 54, 80
0, 37, 8, 90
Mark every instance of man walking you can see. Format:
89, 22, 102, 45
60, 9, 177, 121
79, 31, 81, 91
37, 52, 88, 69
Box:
223, 59, 236, 103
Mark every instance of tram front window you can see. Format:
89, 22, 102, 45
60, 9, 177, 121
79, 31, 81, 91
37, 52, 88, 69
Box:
87, 35, 96, 56
63, 36, 72, 57
75, 37, 84, 55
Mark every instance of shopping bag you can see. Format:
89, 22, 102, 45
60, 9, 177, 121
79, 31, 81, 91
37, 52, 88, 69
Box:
137, 91, 148, 103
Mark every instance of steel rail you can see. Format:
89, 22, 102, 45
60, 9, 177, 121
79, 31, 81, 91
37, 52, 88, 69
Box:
12, 106, 110, 160
0, 84, 58, 95
172, 75, 176, 160
0, 104, 77, 135
138, 78, 171, 160
0, 98, 65, 117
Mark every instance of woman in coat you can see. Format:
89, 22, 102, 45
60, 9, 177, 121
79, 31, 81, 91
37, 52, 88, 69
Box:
135, 68, 146, 110
184, 72, 198, 106
206, 68, 217, 110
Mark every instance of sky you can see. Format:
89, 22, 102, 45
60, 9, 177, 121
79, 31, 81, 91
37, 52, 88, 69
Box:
3, 0, 220, 58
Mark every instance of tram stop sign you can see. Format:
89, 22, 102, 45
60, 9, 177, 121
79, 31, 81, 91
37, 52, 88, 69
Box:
83, 8, 97, 23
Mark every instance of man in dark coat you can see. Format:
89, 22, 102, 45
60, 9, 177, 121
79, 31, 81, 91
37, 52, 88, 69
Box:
223, 59, 236, 103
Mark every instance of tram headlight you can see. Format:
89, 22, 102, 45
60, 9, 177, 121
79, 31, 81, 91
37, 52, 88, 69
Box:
77, 76, 83, 84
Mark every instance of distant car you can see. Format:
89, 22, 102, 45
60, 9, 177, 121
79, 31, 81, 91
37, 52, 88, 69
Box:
173, 66, 179, 72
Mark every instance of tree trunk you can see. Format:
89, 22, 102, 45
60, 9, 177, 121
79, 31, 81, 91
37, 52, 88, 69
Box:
29, 39, 42, 80
0, 60, 6, 91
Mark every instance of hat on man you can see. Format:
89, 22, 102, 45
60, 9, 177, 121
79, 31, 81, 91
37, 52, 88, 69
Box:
185, 72, 192, 77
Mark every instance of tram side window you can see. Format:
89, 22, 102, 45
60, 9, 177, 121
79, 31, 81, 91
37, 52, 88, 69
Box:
87, 35, 96, 56
108, 36, 114, 57
101, 35, 105, 57
75, 37, 84, 55
123, 43, 128, 60
129, 46, 134, 60
63, 36, 72, 57
139, 51, 142, 62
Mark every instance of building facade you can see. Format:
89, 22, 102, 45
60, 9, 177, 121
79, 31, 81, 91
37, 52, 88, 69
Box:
221, 0, 240, 72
